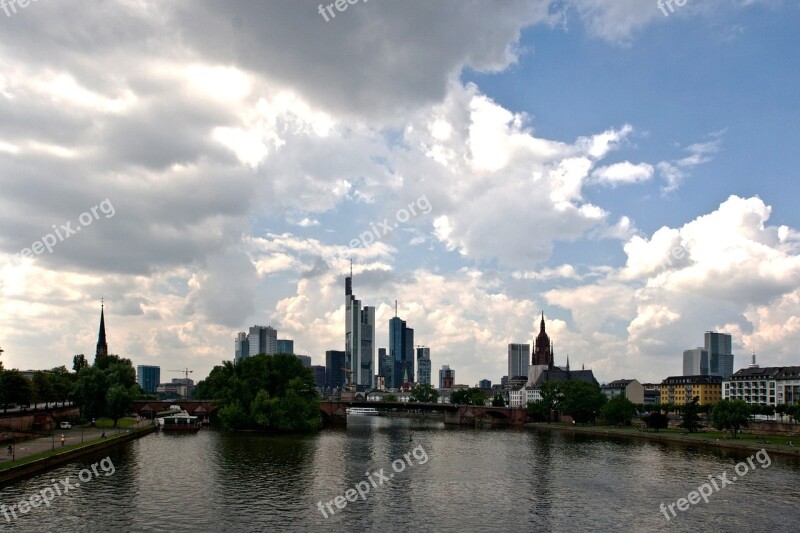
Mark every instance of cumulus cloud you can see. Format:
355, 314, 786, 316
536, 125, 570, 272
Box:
591, 161, 654, 187
545, 195, 800, 380
1, 0, 795, 388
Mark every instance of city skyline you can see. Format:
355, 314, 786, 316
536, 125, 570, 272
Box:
3, 2, 800, 387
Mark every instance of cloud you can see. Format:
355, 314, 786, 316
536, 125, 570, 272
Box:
658, 136, 723, 194
591, 161, 654, 187
545, 195, 800, 380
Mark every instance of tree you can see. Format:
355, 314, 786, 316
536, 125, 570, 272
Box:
680, 396, 702, 433
491, 394, 505, 407
50, 366, 76, 406
106, 384, 135, 427
712, 399, 751, 438
600, 395, 636, 427
538, 382, 564, 421
72, 354, 88, 373
32, 371, 54, 408
450, 388, 487, 406
527, 399, 550, 422
410, 384, 439, 404
794, 403, 800, 423
72, 366, 108, 420
643, 411, 669, 432
449, 388, 469, 405
0, 370, 33, 412
194, 354, 320, 432
560, 380, 606, 424
0, 345, 4, 371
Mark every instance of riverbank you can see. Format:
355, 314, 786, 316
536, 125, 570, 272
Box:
528, 422, 800, 458
0, 422, 156, 485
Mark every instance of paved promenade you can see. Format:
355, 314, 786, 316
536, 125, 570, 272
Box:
1, 420, 151, 464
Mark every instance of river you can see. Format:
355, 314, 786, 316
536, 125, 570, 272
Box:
1, 417, 798, 532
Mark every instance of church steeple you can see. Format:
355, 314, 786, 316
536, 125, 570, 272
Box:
95, 300, 108, 361
532, 311, 554, 369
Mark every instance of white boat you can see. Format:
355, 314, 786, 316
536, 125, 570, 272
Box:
156, 405, 200, 431
346, 407, 379, 416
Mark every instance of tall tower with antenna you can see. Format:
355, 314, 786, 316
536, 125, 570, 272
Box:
344, 262, 375, 390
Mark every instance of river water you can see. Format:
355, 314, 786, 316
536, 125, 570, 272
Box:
1, 417, 798, 532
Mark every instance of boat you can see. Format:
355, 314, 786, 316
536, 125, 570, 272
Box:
346, 407, 379, 416
156, 405, 200, 432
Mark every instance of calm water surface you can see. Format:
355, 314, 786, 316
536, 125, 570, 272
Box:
2, 418, 799, 532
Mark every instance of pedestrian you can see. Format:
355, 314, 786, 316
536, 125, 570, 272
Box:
6, 444, 11, 456
60, 434, 65, 446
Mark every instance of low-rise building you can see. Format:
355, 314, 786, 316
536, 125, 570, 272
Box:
723, 366, 800, 406
659, 375, 722, 406
508, 387, 542, 408
601, 379, 644, 404
642, 383, 661, 405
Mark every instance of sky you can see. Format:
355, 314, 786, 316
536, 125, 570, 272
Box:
1, 0, 799, 387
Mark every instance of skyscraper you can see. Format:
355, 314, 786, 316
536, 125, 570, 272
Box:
508, 343, 530, 379
683, 348, 709, 376
326, 350, 346, 390
247, 325, 278, 357
136, 365, 160, 394
379, 348, 393, 388
234, 332, 249, 363
345, 268, 375, 390
416, 347, 431, 385
277, 339, 294, 355
311, 365, 326, 390
389, 312, 414, 389
705, 332, 734, 379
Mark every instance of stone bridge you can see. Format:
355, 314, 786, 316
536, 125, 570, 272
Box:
319, 400, 528, 427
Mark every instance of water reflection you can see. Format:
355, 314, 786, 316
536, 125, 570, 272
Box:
1, 420, 798, 532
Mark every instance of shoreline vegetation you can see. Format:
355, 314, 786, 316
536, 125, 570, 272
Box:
194, 354, 322, 433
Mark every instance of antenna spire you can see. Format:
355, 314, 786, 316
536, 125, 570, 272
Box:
395, 300, 398, 317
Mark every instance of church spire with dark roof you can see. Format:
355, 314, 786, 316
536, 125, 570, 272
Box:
95, 300, 108, 361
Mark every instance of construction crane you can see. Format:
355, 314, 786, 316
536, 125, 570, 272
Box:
168, 368, 194, 380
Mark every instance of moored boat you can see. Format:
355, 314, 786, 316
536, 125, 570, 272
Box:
346, 407, 379, 416
156, 405, 200, 431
